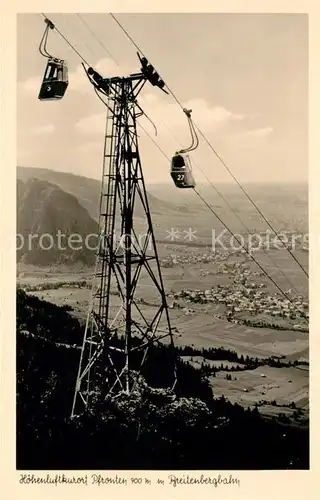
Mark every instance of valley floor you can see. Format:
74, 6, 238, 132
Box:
17, 246, 309, 424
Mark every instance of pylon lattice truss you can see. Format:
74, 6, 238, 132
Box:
72, 70, 177, 417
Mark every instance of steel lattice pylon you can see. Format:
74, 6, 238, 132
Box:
71, 74, 177, 417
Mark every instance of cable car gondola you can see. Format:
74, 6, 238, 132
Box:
170, 153, 195, 189
38, 57, 68, 101
170, 108, 198, 189
38, 18, 69, 101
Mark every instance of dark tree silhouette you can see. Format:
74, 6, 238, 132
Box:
16, 289, 309, 470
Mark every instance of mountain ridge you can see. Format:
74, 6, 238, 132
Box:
17, 178, 99, 266
17, 166, 186, 220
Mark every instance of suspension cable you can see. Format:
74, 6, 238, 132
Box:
138, 121, 305, 302
71, 14, 98, 60
41, 13, 91, 67
109, 13, 145, 56
109, 12, 308, 279
193, 125, 309, 278
193, 188, 308, 322
72, 13, 304, 298
135, 103, 158, 136
40, 12, 307, 285
76, 13, 120, 65
138, 112, 308, 315
160, 121, 302, 296
38, 13, 307, 320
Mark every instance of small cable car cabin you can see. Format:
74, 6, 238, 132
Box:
170, 153, 196, 189
38, 58, 69, 101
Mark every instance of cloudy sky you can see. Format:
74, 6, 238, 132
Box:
17, 13, 308, 184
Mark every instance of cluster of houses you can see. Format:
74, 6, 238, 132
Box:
167, 255, 308, 328
161, 250, 230, 267
169, 283, 308, 322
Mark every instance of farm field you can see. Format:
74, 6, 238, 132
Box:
20, 262, 309, 418
180, 355, 308, 418
208, 365, 308, 417
17, 244, 309, 295
171, 312, 308, 359
17, 200, 309, 419
23, 284, 309, 360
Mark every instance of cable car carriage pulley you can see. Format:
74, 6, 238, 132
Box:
38, 18, 69, 101
170, 108, 198, 189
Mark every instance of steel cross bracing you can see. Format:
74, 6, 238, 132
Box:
71, 75, 177, 417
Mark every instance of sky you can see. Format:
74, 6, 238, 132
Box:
17, 13, 308, 184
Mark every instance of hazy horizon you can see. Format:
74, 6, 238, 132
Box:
17, 13, 308, 185
17, 164, 308, 187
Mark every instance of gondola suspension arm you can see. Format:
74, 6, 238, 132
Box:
39, 18, 55, 58
177, 108, 199, 154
